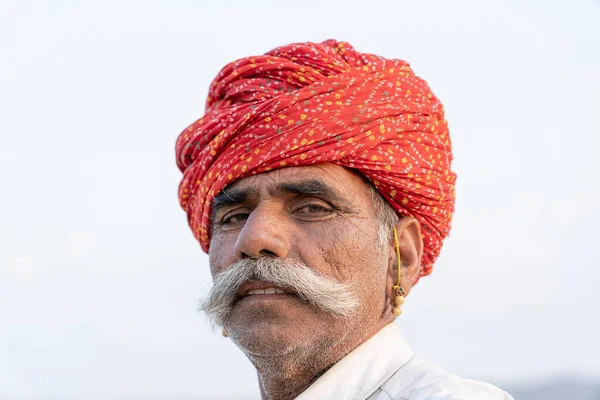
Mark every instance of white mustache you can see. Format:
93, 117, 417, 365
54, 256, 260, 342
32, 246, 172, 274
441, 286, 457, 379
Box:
199, 257, 359, 328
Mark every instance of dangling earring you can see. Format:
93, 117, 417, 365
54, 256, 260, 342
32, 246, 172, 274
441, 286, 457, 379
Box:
392, 227, 405, 317
222, 328, 228, 337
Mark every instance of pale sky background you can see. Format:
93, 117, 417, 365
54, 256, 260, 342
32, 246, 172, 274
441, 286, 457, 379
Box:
1, 1, 599, 399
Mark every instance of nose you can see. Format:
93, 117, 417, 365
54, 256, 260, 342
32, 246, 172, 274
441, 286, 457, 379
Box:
233, 205, 290, 259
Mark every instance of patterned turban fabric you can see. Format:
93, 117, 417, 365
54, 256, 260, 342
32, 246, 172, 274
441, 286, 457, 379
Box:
176, 39, 456, 282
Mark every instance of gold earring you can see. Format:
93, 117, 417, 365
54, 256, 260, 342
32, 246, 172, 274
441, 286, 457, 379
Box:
221, 328, 228, 337
392, 227, 405, 317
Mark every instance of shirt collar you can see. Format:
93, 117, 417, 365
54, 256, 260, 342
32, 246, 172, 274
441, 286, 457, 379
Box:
296, 322, 413, 400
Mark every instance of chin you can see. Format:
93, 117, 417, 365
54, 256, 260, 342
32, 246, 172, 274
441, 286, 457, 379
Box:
229, 321, 305, 356
226, 304, 327, 356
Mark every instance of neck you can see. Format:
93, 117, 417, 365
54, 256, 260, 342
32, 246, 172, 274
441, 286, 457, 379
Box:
254, 346, 333, 400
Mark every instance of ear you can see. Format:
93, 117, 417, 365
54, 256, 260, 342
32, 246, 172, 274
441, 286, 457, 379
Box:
386, 216, 423, 299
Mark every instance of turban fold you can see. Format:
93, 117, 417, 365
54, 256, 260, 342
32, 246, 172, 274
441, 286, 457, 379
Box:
176, 40, 456, 282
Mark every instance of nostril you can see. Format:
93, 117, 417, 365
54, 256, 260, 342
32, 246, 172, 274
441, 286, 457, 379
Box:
240, 250, 276, 258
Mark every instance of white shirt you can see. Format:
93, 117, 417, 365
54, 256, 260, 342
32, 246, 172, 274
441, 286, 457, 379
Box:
296, 323, 514, 400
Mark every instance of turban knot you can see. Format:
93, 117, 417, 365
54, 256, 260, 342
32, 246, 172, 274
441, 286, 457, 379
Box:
176, 40, 456, 282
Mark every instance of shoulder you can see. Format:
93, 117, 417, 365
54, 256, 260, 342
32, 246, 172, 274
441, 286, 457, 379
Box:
375, 353, 515, 400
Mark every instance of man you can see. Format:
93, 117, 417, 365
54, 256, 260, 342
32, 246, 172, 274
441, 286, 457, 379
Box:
176, 40, 514, 400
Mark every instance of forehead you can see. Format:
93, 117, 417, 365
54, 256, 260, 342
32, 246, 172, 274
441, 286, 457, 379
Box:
223, 163, 369, 197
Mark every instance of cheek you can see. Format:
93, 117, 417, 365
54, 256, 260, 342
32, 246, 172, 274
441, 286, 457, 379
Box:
303, 218, 385, 283
308, 221, 388, 316
208, 232, 237, 276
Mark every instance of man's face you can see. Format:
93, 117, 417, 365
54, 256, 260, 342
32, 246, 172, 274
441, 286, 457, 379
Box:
208, 163, 390, 356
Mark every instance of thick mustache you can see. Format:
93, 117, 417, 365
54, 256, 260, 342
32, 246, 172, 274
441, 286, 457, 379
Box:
199, 257, 359, 328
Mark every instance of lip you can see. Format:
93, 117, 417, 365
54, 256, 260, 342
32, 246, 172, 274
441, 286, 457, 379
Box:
236, 280, 296, 299
236, 293, 296, 304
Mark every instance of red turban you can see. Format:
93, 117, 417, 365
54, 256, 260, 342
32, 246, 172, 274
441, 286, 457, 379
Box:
176, 40, 456, 282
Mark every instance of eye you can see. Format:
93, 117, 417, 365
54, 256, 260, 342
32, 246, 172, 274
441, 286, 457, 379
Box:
292, 201, 336, 221
220, 211, 250, 227
295, 204, 332, 214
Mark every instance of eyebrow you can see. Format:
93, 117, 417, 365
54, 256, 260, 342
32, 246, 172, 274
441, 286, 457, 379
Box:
278, 180, 349, 206
212, 178, 352, 214
212, 187, 259, 210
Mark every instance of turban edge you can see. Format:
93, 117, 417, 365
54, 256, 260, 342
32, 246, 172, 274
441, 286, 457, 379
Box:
176, 39, 456, 284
